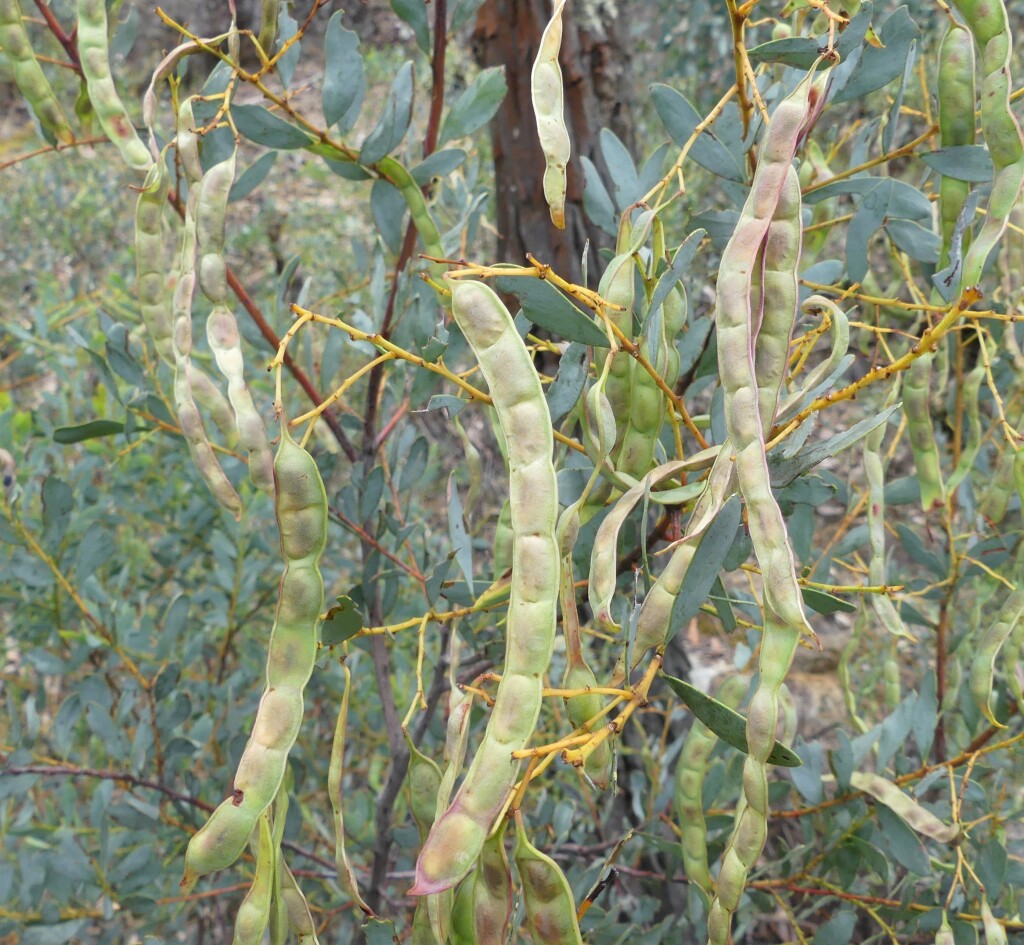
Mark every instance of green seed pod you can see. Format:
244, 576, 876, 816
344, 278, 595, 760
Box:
951, 0, 1024, 293
904, 355, 945, 511
232, 812, 274, 945
448, 875, 477, 945
935, 913, 955, 945
0, 0, 75, 145
531, 0, 569, 228
969, 582, 1024, 726
513, 813, 583, 945
412, 279, 559, 896
258, 0, 280, 55
182, 426, 326, 888
473, 823, 513, 945
77, 0, 152, 171
674, 675, 747, 895
981, 896, 1009, 945
849, 772, 961, 843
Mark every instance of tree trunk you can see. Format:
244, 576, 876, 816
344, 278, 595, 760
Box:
472, 0, 634, 285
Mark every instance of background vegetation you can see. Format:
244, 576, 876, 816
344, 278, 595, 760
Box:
1, 0, 1023, 943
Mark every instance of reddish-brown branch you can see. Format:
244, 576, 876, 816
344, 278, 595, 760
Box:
33, 0, 82, 72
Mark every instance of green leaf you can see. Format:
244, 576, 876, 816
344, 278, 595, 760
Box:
659, 672, 803, 767
75, 526, 116, 581
648, 228, 705, 316
398, 437, 430, 491
411, 148, 466, 185
323, 12, 366, 131
600, 128, 641, 211
650, 84, 745, 182
770, 404, 901, 486
360, 61, 415, 165
546, 341, 589, 426
834, 6, 920, 104
363, 916, 401, 945
41, 477, 74, 548
232, 104, 315, 149
439, 66, 507, 146
493, 277, 608, 347
229, 151, 277, 202
447, 474, 473, 589
581, 155, 616, 235
371, 179, 408, 253
875, 804, 930, 874
321, 595, 364, 646
847, 178, 892, 283
921, 146, 994, 182
275, 7, 300, 89
391, 0, 431, 55
668, 497, 742, 640
53, 420, 125, 443
749, 3, 871, 67
886, 218, 940, 264
814, 910, 857, 945
802, 587, 856, 615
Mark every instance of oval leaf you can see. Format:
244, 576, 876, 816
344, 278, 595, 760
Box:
231, 104, 315, 149
659, 672, 803, 767
493, 276, 608, 346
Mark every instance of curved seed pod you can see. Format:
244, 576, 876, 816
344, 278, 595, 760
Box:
378, 157, 446, 278
449, 876, 477, 945
191, 366, 238, 441
196, 152, 235, 306
560, 536, 612, 788
753, 165, 802, 430
472, 821, 513, 945
849, 771, 961, 843
77, 0, 152, 171
904, 355, 945, 511
589, 461, 687, 632
0, 0, 74, 145
279, 856, 321, 944
838, 610, 870, 733
936, 913, 955, 945
937, 23, 977, 271
329, 662, 373, 915
258, 0, 281, 55
674, 675, 747, 896
170, 99, 242, 518
982, 896, 1008, 945
411, 279, 559, 896
182, 425, 326, 887
232, 812, 274, 945
595, 217, 639, 443
951, 0, 1024, 294
946, 365, 985, 493
778, 296, 850, 417
706, 64, 825, 945
969, 584, 1024, 726
513, 813, 582, 945
531, 0, 569, 228
135, 160, 175, 365
864, 396, 914, 641
195, 150, 275, 493
268, 786, 289, 945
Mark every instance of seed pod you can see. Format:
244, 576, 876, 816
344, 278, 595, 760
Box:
849, 771, 961, 843
531, 0, 569, 228
950, 0, 1024, 295
904, 355, 945, 511
513, 813, 582, 945
279, 855, 321, 943
674, 675, 747, 895
232, 812, 274, 945
981, 896, 1008, 945
936, 913, 955, 945
77, 0, 152, 171
329, 662, 373, 915
706, 63, 826, 945
182, 425, 326, 888
135, 160, 175, 365
0, 0, 74, 145
411, 279, 559, 896
970, 582, 1024, 726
